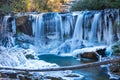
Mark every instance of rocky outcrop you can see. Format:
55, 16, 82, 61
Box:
16, 16, 32, 36
72, 46, 107, 60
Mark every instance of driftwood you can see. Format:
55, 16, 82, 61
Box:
0, 57, 120, 72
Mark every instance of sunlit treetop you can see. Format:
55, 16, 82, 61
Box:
0, 0, 71, 13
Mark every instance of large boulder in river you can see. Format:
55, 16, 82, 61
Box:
72, 46, 107, 60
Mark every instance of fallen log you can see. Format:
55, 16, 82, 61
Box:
0, 57, 120, 72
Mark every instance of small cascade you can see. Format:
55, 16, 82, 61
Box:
31, 13, 75, 48
32, 13, 44, 47
71, 9, 120, 46
1, 16, 10, 34
89, 13, 101, 43
11, 18, 16, 34
0, 15, 15, 48
31, 13, 62, 47
70, 13, 84, 51
73, 13, 84, 41
60, 13, 74, 40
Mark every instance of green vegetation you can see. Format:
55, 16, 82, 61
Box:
0, 0, 68, 15
71, 0, 120, 11
1, 0, 120, 14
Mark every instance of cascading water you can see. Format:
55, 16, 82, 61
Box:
0, 15, 15, 47
32, 13, 44, 47
31, 12, 75, 50
0, 9, 120, 80
11, 18, 16, 34
89, 12, 101, 43
73, 13, 84, 41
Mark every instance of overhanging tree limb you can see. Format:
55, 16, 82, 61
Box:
0, 57, 120, 72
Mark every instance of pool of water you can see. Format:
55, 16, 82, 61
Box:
38, 54, 109, 80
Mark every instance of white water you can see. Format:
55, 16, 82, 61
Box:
11, 18, 16, 34
32, 14, 44, 47
73, 14, 84, 41
89, 13, 101, 43
1, 16, 10, 34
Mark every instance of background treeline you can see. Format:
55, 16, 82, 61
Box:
0, 0, 68, 14
71, 0, 120, 11
0, 0, 120, 14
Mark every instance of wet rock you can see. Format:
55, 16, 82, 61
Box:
16, 16, 32, 36
17, 48, 37, 59
25, 54, 36, 59
96, 48, 106, 57
45, 76, 63, 80
80, 52, 99, 60
72, 46, 106, 60
0, 9, 5, 16
109, 63, 120, 76
64, 73, 80, 77
111, 40, 120, 56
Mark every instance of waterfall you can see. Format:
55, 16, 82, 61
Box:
11, 18, 16, 34
31, 13, 75, 48
32, 14, 44, 47
0, 9, 120, 80
0, 10, 119, 49
0, 15, 17, 48
61, 13, 74, 40
89, 13, 101, 43
73, 13, 84, 41
28, 10, 120, 53
1, 16, 10, 34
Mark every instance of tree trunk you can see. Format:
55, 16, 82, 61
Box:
0, 57, 120, 72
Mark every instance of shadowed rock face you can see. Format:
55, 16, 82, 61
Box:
80, 52, 99, 60
16, 16, 32, 36
73, 46, 107, 59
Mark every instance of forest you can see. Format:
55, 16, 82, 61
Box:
0, 0, 120, 14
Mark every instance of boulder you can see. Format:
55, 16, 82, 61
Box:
72, 46, 107, 60
80, 52, 99, 60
